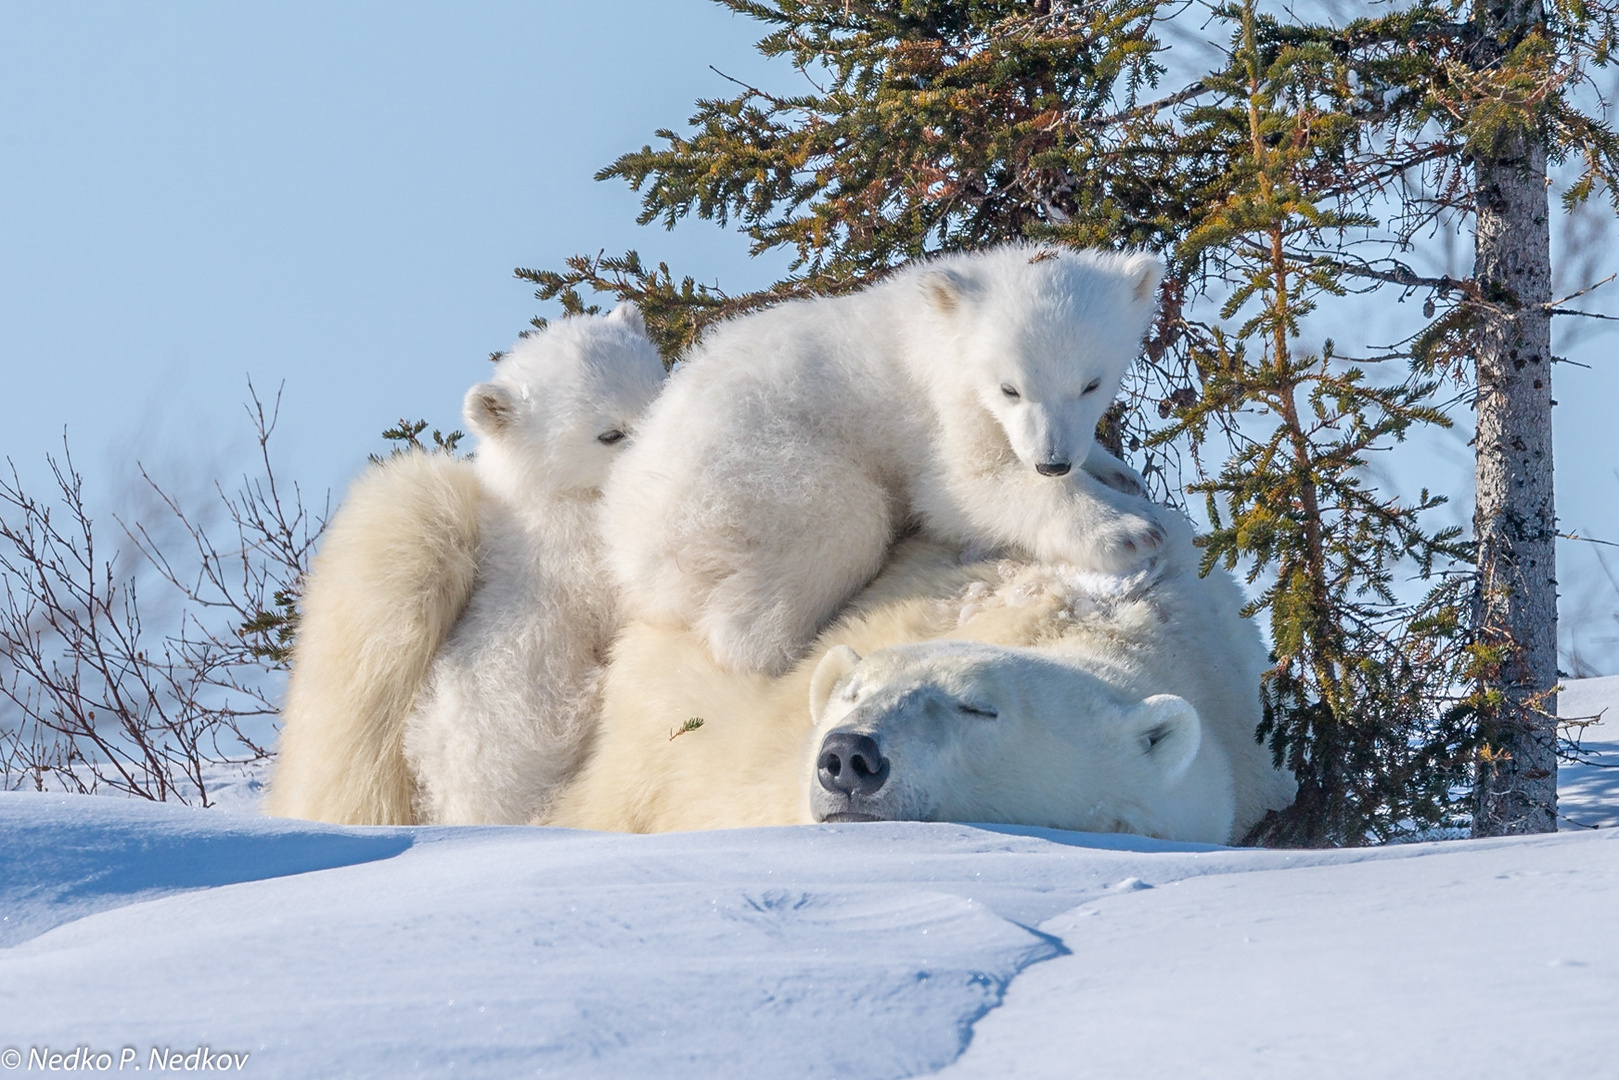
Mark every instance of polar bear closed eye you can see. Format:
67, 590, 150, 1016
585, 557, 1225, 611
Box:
601, 243, 1186, 676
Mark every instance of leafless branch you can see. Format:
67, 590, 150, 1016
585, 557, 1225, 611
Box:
1544, 273, 1616, 309
0, 382, 325, 803
1561, 531, 1619, 549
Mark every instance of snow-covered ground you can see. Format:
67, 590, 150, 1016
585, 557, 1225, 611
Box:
2, 680, 1615, 1079
1559, 672, 1619, 830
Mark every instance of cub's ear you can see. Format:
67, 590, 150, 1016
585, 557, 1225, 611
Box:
919, 268, 978, 316
809, 645, 863, 722
1125, 694, 1201, 787
463, 382, 520, 438
1124, 252, 1165, 306
606, 301, 647, 336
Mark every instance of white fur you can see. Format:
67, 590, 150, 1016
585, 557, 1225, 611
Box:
267, 306, 666, 825
547, 535, 1296, 845
265, 451, 481, 824
602, 243, 1180, 676
806, 644, 1231, 843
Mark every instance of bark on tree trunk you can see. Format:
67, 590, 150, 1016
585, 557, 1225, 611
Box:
1470, 0, 1558, 836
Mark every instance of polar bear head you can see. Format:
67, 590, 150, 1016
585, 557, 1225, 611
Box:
916, 246, 1162, 479
464, 304, 666, 499
806, 640, 1235, 842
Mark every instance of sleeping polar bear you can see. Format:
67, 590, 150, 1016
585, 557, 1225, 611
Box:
544, 538, 1296, 845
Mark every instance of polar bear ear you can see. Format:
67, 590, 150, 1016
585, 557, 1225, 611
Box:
809, 645, 863, 722
606, 301, 647, 336
1124, 253, 1165, 306
1125, 694, 1201, 787
463, 382, 520, 438
919, 268, 979, 316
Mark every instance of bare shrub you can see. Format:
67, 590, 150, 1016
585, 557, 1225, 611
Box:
0, 382, 324, 804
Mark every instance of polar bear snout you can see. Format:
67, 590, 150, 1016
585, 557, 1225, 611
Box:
817, 731, 890, 798
1035, 460, 1072, 477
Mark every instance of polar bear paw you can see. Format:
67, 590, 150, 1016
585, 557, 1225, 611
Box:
1087, 509, 1169, 574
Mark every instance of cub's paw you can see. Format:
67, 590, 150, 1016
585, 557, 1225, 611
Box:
1082, 456, 1147, 498
1086, 510, 1170, 574
699, 609, 801, 678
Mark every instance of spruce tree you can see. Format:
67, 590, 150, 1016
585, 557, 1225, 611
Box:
527, 0, 1619, 843
1466, 0, 1560, 832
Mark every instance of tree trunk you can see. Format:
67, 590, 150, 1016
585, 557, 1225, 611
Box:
1470, 0, 1558, 836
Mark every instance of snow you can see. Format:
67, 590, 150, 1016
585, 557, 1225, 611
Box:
2, 680, 1616, 1078
1559, 673, 1619, 830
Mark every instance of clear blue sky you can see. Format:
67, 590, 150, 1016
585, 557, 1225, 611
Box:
1, 2, 1615, 673
0, 2, 788, 493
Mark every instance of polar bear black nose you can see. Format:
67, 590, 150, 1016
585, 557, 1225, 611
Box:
817, 732, 890, 797
1036, 461, 1071, 477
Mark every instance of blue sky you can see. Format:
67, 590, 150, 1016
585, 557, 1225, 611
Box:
1, 2, 1615, 672
0, 2, 788, 493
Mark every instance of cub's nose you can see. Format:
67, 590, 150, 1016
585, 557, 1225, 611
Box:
817, 732, 890, 797
1036, 461, 1071, 477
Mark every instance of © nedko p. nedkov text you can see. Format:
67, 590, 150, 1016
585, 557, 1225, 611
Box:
5, 1046, 249, 1072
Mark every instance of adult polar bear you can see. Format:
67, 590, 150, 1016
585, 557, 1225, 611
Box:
548, 538, 1295, 845
602, 244, 1182, 677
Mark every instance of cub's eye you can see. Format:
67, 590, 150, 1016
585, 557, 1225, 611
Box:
1081, 378, 1102, 396
957, 702, 999, 719
1000, 384, 1020, 400
597, 430, 627, 445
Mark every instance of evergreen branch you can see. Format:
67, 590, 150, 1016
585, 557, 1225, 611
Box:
1323, 259, 1466, 294
708, 65, 791, 108
1312, 142, 1467, 201
1060, 80, 1213, 129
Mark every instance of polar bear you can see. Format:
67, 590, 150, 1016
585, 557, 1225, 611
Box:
545, 538, 1296, 845
601, 243, 1180, 677
805, 643, 1232, 843
265, 305, 666, 825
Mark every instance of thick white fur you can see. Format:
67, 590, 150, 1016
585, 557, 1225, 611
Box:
602, 243, 1181, 676
401, 306, 666, 824
805, 642, 1230, 843
264, 451, 481, 824
546, 536, 1297, 845
267, 306, 665, 825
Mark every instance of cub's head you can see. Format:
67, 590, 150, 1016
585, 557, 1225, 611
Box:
464, 304, 666, 496
917, 246, 1162, 478
806, 641, 1225, 840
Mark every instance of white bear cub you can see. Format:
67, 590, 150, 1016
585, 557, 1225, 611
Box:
402, 305, 666, 824
603, 243, 1181, 675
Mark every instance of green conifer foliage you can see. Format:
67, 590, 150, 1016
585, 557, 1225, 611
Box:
1166, 4, 1478, 843
529, 0, 1619, 843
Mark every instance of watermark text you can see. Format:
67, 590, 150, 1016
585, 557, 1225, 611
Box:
1, 1046, 249, 1072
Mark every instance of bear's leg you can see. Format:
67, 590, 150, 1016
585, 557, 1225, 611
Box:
926, 460, 1184, 576
693, 473, 896, 676
1081, 447, 1148, 497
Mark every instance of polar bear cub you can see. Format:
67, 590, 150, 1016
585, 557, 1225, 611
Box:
401, 305, 667, 824
266, 305, 665, 825
808, 642, 1235, 844
602, 243, 1180, 676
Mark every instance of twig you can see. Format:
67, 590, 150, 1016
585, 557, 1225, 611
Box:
1544, 273, 1616, 309
1560, 532, 1619, 549
1547, 307, 1619, 322
708, 66, 790, 109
